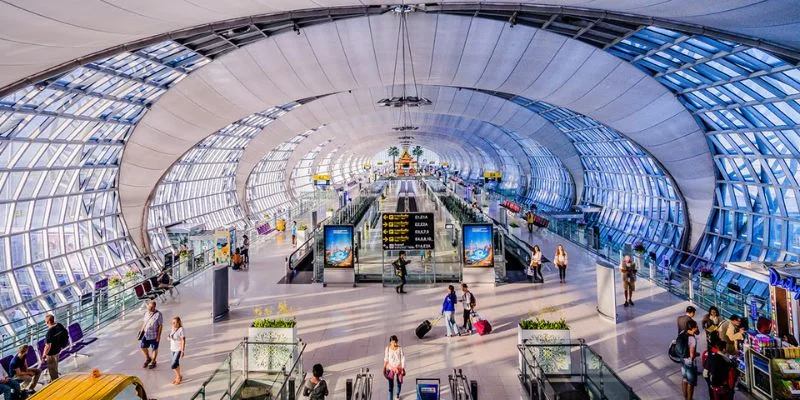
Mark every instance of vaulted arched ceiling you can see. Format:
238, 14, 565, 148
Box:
117, 12, 713, 251
2, 1, 799, 93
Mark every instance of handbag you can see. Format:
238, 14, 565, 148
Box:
138, 312, 158, 341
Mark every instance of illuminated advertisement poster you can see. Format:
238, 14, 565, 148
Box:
324, 225, 354, 268
214, 230, 231, 265
463, 224, 494, 267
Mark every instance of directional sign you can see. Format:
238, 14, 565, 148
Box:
382, 212, 435, 250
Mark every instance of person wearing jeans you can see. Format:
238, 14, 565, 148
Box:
460, 284, 476, 334
0, 364, 21, 400
383, 336, 405, 400
554, 244, 568, 283
442, 285, 459, 337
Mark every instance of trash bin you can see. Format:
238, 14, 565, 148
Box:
277, 219, 286, 231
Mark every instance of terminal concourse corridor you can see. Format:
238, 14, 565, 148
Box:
3, 3, 800, 400
64, 218, 718, 400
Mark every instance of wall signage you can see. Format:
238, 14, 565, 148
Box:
769, 268, 800, 300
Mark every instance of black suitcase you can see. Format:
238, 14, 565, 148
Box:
416, 320, 433, 339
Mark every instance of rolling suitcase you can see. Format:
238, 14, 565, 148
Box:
472, 312, 492, 336
416, 317, 440, 339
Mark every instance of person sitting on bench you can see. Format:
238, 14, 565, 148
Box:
158, 268, 176, 296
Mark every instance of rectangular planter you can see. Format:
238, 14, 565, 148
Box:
247, 326, 298, 373
518, 328, 571, 374
296, 230, 307, 243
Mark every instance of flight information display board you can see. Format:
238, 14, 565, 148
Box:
382, 212, 435, 250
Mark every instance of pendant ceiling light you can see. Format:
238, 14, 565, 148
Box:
379, 4, 431, 133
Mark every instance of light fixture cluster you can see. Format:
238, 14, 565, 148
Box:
380, 4, 431, 136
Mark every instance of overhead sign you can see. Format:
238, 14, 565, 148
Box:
382, 212, 435, 250
483, 171, 502, 179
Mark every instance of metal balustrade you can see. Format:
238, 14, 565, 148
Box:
190, 339, 306, 400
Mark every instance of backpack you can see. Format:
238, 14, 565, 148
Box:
674, 331, 690, 358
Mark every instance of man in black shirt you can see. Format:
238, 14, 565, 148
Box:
43, 314, 69, 381
677, 306, 697, 333
392, 251, 410, 294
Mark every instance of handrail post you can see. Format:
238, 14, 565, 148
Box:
688, 273, 695, 303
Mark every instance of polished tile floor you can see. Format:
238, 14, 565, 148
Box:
63, 191, 732, 399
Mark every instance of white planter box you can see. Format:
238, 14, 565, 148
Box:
510, 226, 522, 238
326, 211, 335, 218
518, 327, 571, 374
296, 230, 307, 243
247, 326, 298, 372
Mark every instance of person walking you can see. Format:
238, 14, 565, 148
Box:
677, 306, 697, 333
9, 344, 40, 394
43, 314, 69, 381
303, 364, 329, 399
460, 284, 476, 335
620, 255, 637, 307
383, 336, 406, 400
442, 285, 459, 337
139, 301, 164, 369
291, 221, 297, 246
679, 320, 700, 400
526, 211, 535, 233
392, 251, 410, 294
554, 244, 568, 283
168, 316, 186, 385
529, 245, 543, 283
241, 233, 250, 265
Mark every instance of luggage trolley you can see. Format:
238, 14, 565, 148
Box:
448, 369, 478, 400
416, 378, 441, 400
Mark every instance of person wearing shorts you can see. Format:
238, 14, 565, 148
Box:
620, 255, 637, 307
140, 301, 163, 369
169, 316, 186, 385
681, 320, 700, 399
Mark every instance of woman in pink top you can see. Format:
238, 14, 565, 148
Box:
383, 335, 406, 400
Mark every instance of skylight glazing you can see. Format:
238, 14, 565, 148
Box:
609, 27, 800, 273
247, 131, 316, 221
0, 41, 207, 333
513, 97, 686, 259
147, 105, 298, 254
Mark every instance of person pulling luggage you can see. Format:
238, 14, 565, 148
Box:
460, 284, 476, 335
442, 285, 459, 337
392, 251, 410, 294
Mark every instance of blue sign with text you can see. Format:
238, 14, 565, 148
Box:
769, 268, 800, 300
416, 382, 440, 400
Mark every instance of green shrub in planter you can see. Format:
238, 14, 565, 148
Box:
251, 318, 297, 328
297, 224, 308, 231
519, 318, 569, 330
509, 221, 519, 228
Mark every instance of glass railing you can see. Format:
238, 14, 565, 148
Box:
190, 339, 306, 400
482, 188, 772, 319
519, 340, 640, 400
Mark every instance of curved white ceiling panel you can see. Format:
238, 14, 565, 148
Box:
118, 13, 710, 250
2, 1, 799, 91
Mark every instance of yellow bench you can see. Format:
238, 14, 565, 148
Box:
31, 372, 148, 400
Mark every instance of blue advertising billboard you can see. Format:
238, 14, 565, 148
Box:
324, 225, 354, 268
462, 224, 494, 268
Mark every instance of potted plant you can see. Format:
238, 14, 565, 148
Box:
326, 207, 335, 218
632, 241, 646, 271
248, 302, 298, 372
296, 224, 309, 243
518, 317, 571, 373
699, 265, 714, 280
